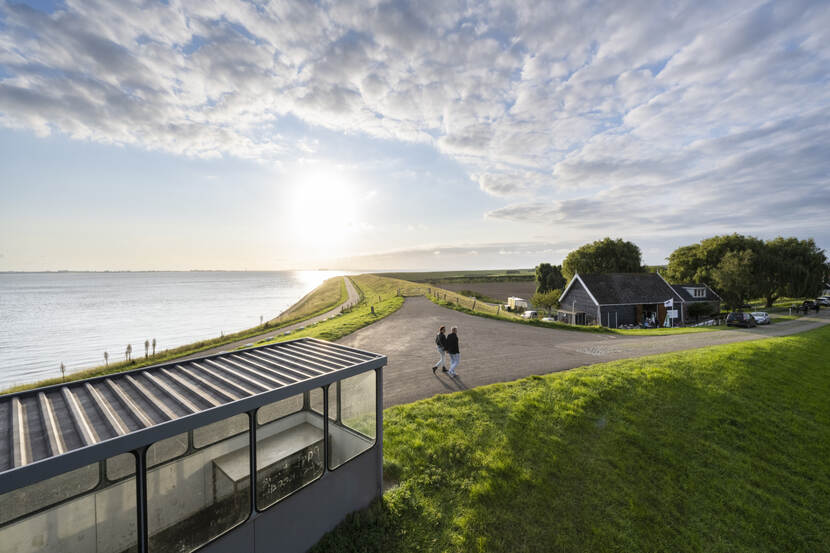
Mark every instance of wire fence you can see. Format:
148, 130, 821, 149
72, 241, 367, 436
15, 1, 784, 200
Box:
392, 286, 510, 318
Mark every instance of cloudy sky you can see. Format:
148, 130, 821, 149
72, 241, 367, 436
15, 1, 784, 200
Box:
1, 0, 829, 271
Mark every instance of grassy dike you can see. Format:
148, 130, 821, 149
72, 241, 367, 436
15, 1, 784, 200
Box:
1, 276, 348, 395
251, 274, 415, 346
312, 325, 830, 553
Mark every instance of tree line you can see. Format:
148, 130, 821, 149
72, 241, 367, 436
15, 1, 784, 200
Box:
533, 235, 828, 310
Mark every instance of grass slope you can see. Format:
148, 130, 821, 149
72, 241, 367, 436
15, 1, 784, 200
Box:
313, 325, 830, 553
252, 275, 407, 346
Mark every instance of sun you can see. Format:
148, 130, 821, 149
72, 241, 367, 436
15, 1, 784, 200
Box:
288, 167, 360, 258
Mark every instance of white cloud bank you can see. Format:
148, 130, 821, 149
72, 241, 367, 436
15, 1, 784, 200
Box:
1, 0, 829, 243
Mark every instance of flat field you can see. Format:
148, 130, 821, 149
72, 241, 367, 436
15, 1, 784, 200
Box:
438, 280, 537, 302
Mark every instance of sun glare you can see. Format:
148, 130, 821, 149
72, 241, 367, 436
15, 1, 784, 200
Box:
288, 167, 361, 259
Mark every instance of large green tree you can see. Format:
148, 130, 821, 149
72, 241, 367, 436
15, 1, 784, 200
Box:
561, 238, 644, 281
665, 234, 766, 285
666, 234, 827, 307
712, 249, 757, 309
535, 263, 566, 293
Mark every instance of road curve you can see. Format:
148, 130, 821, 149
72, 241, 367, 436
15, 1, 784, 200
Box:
175, 276, 359, 362
337, 296, 830, 408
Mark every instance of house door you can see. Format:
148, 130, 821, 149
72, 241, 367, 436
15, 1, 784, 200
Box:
636, 304, 643, 324
657, 304, 667, 326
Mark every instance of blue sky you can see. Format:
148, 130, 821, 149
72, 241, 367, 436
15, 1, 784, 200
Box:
1, 0, 829, 271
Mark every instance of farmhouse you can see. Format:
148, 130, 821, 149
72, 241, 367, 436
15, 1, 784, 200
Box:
558, 273, 720, 327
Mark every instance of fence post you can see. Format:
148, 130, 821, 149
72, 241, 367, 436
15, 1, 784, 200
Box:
472, 300, 476, 310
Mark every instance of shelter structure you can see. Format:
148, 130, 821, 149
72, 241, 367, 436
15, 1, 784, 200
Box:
0, 337, 386, 553
558, 273, 720, 327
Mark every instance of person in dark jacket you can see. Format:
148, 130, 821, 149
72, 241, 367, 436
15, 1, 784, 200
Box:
445, 326, 460, 377
432, 326, 448, 373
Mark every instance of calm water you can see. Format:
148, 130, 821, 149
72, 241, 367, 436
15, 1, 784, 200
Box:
0, 271, 345, 389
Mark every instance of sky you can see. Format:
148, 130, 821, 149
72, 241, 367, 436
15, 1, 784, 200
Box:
1, 0, 829, 271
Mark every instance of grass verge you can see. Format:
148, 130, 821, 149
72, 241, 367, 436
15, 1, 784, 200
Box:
1, 277, 349, 395
313, 324, 830, 553
251, 274, 408, 346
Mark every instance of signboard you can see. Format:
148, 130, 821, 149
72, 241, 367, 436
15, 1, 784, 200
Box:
664, 299, 674, 308
667, 309, 678, 318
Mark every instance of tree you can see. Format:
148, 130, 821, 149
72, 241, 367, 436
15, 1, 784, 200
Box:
535, 263, 566, 293
532, 289, 562, 314
60, 362, 65, 382
713, 249, 756, 309
666, 234, 765, 284
562, 238, 644, 281
126, 344, 132, 362
144, 339, 150, 359
104, 351, 109, 367
666, 234, 827, 307
152, 338, 156, 356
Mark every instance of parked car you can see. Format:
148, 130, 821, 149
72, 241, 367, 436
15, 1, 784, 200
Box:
802, 300, 817, 310
726, 311, 757, 328
816, 297, 830, 307
522, 310, 538, 319
541, 316, 557, 322
750, 311, 771, 325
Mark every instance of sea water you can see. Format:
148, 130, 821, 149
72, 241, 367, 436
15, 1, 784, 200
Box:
0, 271, 345, 389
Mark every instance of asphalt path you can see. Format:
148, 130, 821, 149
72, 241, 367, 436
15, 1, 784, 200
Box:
338, 297, 830, 408
175, 277, 360, 362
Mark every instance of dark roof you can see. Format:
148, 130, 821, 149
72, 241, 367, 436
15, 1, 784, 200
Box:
574, 273, 679, 305
671, 284, 721, 302
0, 338, 385, 489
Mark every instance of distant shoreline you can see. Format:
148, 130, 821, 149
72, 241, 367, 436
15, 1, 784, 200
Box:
0, 269, 354, 274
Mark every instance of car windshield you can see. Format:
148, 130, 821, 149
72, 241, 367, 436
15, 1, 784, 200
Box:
751, 312, 766, 317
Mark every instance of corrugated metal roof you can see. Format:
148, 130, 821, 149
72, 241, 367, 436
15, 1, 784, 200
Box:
0, 338, 384, 478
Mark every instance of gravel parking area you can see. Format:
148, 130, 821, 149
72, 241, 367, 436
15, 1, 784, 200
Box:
339, 296, 830, 408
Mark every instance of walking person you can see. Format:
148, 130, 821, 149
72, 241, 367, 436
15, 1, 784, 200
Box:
432, 326, 448, 374
445, 326, 460, 377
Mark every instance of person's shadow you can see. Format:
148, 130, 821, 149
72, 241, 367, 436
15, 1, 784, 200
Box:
433, 370, 456, 391
449, 374, 468, 390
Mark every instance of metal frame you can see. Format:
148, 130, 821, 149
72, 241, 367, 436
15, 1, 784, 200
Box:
0, 338, 385, 494
0, 338, 386, 553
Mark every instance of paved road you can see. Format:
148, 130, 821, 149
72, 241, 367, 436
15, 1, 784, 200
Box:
176, 277, 360, 362
338, 297, 830, 408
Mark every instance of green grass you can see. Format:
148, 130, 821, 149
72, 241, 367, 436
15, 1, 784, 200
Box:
271, 276, 347, 324
1, 276, 349, 395
313, 325, 830, 553
251, 274, 406, 346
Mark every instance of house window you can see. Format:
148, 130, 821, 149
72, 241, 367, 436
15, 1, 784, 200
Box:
693, 287, 705, 298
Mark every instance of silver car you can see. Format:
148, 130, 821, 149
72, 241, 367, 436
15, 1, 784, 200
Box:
750, 311, 771, 325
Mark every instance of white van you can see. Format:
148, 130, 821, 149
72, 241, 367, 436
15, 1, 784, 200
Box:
522, 310, 538, 319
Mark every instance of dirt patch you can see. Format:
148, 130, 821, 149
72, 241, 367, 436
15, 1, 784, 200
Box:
438, 281, 537, 302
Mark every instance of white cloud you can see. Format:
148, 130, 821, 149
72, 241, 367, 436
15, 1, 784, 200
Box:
1, 0, 829, 246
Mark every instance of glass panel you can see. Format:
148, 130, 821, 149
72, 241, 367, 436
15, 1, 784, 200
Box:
194, 414, 248, 448
256, 394, 303, 426
146, 432, 188, 467
256, 392, 324, 510
147, 414, 250, 553
0, 457, 137, 553
0, 462, 99, 525
328, 382, 338, 421
309, 388, 324, 415
107, 453, 136, 481
329, 371, 377, 469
